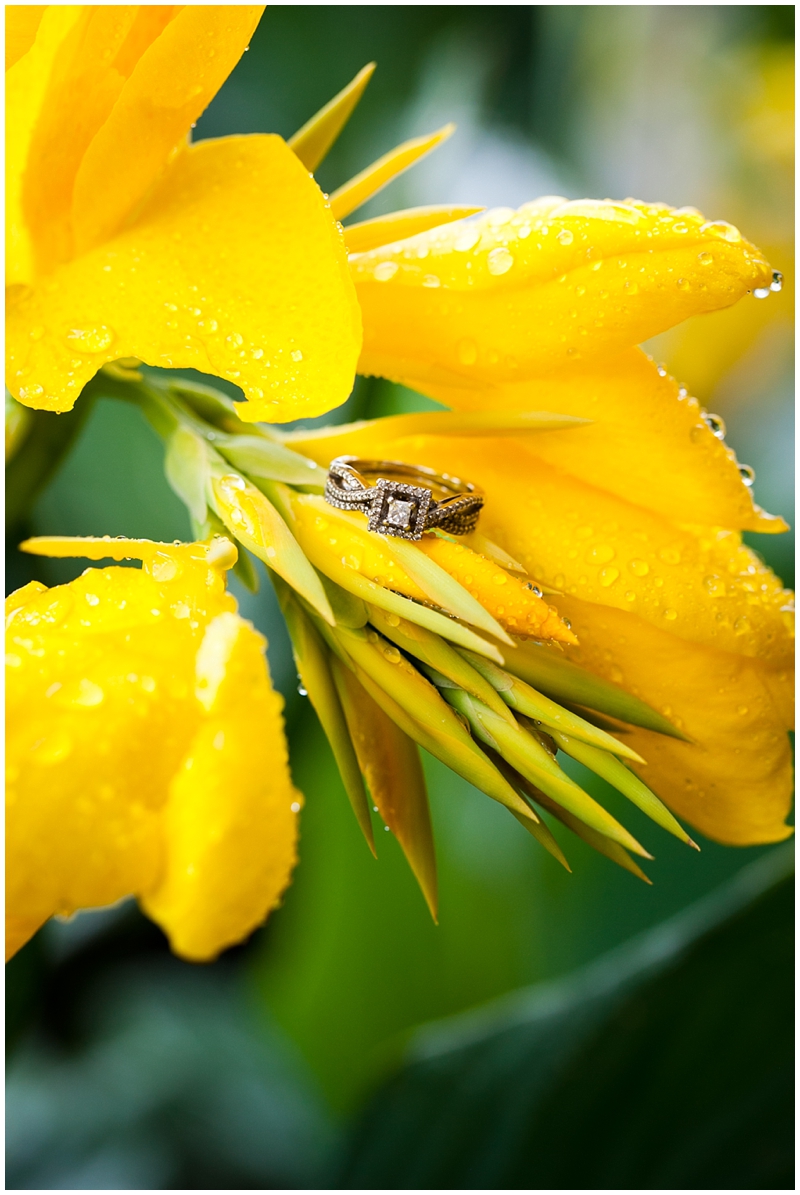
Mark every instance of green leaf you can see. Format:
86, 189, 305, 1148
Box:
339, 848, 794, 1190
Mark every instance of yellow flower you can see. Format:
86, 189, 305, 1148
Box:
6, 5, 361, 421
6, 535, 299, 961
6, 25, 794, 950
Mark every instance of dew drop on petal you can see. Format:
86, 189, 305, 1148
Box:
628, 559, 649, 577
557, 228, 574, 246
753, 287, 770, 299
739, 463, 756, 486
374, 261, 398, 281
663, 608, 677, 621
700, 220, 741, 243
599, 566, 619, 587
19, 383, 44, 401
697, 251, 714, 265
487, 247, 514, 275
734, 615, 751, 634
291, 349, 303, 362
771, 271, 783, 292
65, 325, 115, 353
422, 274, 441, 288
454, 226, 480, 252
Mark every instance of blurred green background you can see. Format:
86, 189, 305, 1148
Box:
6, 6, 794, 1189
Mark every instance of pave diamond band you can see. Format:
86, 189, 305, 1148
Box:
324, 456, 484, 541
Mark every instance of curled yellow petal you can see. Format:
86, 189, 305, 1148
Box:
289, 62, 375, 172
351, 198, 773, 388
6, 536, 298, 961
8, 135, 362, 420
343, 205, 484, 255
142, 611, 299, 961
397, 348, 786, 535
555, 596, 793, 846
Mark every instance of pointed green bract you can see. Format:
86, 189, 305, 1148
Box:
459, 649, 644, 762
288, 63, 376, 172
218, 434, 324, 488
506, 642, 690, 740
209, 466, 335, 626
369, 605, 515, 723
386, 534, 513, 645
334, 661, 438, 919
277, 583, 376, 854
334, 626, 536, 822
551, 731, 697, 847
164, 426, 209, 524
447, 691, 649, 858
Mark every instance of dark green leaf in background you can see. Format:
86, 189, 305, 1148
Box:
339, 847, 794, 1190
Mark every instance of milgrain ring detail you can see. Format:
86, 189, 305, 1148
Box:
324, 456, 484, 540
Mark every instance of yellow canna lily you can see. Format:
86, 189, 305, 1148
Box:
6, 21, 794, 958
6, 5, 361, 422
6, 535, 300, 962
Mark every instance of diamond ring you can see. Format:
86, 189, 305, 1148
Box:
324, 456, 484, 541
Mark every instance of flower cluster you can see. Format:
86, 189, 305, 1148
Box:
6, 7, 793, 961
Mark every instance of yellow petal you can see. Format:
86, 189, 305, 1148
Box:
7, 135, 362, 421
552, 597, 793, 846
400, 348, 786, 534
330, 125, 455, 221
6, 5, 84, 284
6, 5, 47, 71
351, 198, 773, 388
343, 205, 484, 255
289, 62, 375, 172
6, 537, 296, 961
71, 5, 264, 255
141, 611, 299, 961
300, 436, 793, 666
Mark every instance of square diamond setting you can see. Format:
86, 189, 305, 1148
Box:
369, 478, 432, 540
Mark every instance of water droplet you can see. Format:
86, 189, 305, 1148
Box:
73, 678, 105, 707
291, 800, 301, 813
702, 412, 726, 439
226, 332, 244, 347
659, 547, 682, 565
151, 555, 178, 582
374, 261, 398, 281
599, 566, 620, 587
754, 287, 770, 299
66, 325, 115, 352
487, 247, 514, 276
676, 277, 691, 291
251, 347, 264, 360
562, 618, 572, 630
586, 544, 615, 564
771, 271, 783, 292
557, 228, 574, 246
739, 463, 755, 486
457, 337, 478, 365
625, 590, 636, 602
385, 613, 401, 626
629, 559, 649, 577
383, 646, 401, 663
700, 220, 741, 243
422, 274, 441, 288
85, 593, 100, 607
734, 615, 750, 635
291, 349, 303, 362
19, 383, 44, 401
663, 608, 677, 621
297, 684, 308, 696
454, 227, 480, 252
697, 251, 714, 265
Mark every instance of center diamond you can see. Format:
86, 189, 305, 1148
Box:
386, 498, 414, 529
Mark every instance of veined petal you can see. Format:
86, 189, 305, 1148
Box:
401, 348, 785, 534
6, 6, 48, 71
7, 135, 362, 420
351, 199, 773, 387
305, 436, 793, 666
141, 611, 299, 961
71, 5, 264, 255
6, 4, 84, 284
553, 597, 793, 846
